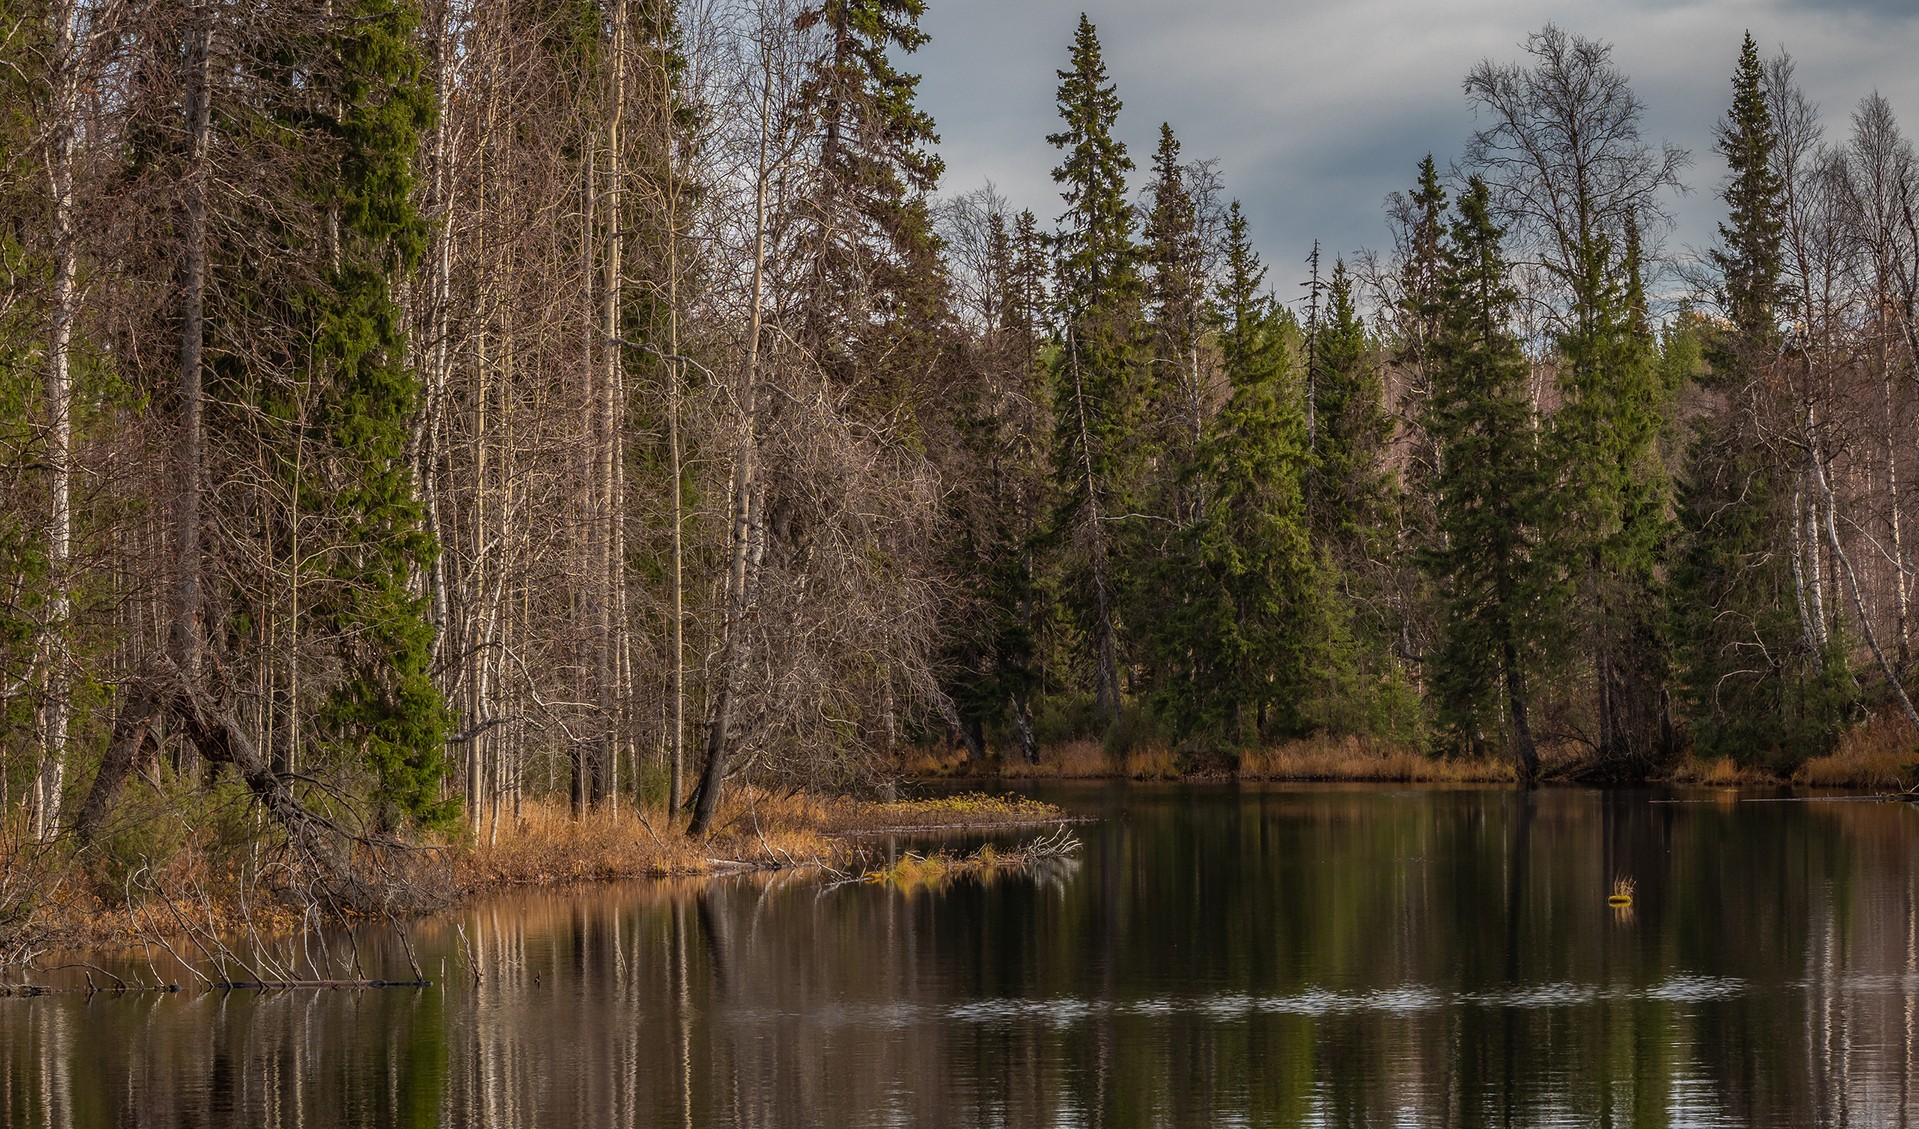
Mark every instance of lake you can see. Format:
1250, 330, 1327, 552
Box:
6, 782, 1919, 1127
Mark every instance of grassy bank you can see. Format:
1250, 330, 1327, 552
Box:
908, 725, 1919, 791
908, 735, 1519, 784
0, 789, 1069, 967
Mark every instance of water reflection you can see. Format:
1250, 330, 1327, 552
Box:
5, 784, 1919, 1127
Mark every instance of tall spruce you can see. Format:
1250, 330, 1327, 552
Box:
308, 0, 450, 826
1153, 203, 1331, 744
1309, 261, 1389, 546
1309, 258, 1406, 732
941, 206, 1051, 762
1141, 123, 1208, 515
1422, 179, 1545, 779
1547, 221, 1673, 773
1674, 34, 1855, 767
1047, 14, 1145, 731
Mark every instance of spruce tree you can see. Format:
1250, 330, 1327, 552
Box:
1309, 260, 1391, 551
1712, 33, 1785, 343
942, 207, 1050, 762
1309, 258, 1406, 733
1153, 203, 1332, 744
1130, 122, 1212, 717
1673, 34, 1855, 768
307, 0, 451, 826
0, 14, 42, 771
794, 0, 946, 405
1047, 14, 1146, 731
1142, 122, 1207, 503
1547, 221, 1673, 773
1422, 179, 1545, 779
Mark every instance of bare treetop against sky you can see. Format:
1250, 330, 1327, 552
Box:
916, 0, 1919, 289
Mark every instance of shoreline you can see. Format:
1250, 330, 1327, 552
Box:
2, 790, 1076, 976
905, 735, 1917, 792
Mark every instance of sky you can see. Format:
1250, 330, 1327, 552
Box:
911, 0, 1919, 306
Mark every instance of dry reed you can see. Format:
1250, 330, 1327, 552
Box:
1795, 713, 1917, 789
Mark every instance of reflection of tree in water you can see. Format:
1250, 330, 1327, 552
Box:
6, 791, 1919, 1127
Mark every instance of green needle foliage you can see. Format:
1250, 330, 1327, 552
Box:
1673, 33, 1856, 768
1151, 204, 1338, 746
1420, 179, 1548, 776
307, 0, 450, 828
1046, 14, 1148, 729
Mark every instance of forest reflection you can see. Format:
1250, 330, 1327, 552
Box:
7, 784, 1919, 1128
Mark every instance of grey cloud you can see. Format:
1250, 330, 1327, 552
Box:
914, 1, 1919, 291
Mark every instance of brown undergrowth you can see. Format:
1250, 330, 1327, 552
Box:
910, 734, 1514, 783
1794, 712, 1918, 789
912, 722, 1919, 789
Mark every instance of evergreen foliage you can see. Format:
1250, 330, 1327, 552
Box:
1308, 261, 1391, 553
307, 0, 450, 827
1546, 222, 1674, 769
1046, 15, 1147, 729
1151, 204, 1334, 744
1420, 179, 1547, 776
1673, 35, 1857, 768
795, 0, 947, 402
942, 207, 1050, 761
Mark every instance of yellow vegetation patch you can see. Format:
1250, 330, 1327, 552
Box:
1665, 756, 1773, 786
997, 740, 1114, 779
1239, 735, 1514, 783
1795, 713, 1917, 789
855, 829, 1078, 894
850, 792, 1063, 829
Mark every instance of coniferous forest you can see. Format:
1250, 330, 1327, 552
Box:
3, 0, 1919, 894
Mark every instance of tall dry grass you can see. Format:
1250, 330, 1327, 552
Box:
903, 734, 1514, 783
457, 788, 1066, 892
1239, 735, 1513, 783
997, 740, 1115, 779
1795, 713, 1917, 789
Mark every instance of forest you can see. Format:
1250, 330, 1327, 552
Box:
3, 0, 1919, 893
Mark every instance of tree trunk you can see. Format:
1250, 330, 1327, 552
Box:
31, 0, 83, 842
173, 3, 211, 677
687, 58, 774, 840
1503, 638, 1540, 785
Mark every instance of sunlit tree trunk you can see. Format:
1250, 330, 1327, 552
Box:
31, 0, 84, 841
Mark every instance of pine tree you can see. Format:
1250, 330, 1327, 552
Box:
1422, 179, 1545, 779
1047, 15, 1146, 731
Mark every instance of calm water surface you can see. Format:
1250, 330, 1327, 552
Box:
7, 783, 1919, 1127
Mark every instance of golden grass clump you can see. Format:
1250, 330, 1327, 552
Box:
1123, 746, 1181, 780
855, 828, 1078, 893
1238, 734, 1513, 783
1795, 712, 1917, 789
1665, 756, 1773, 787
851, 792, 1063, 829
995, 740, 1114, 779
